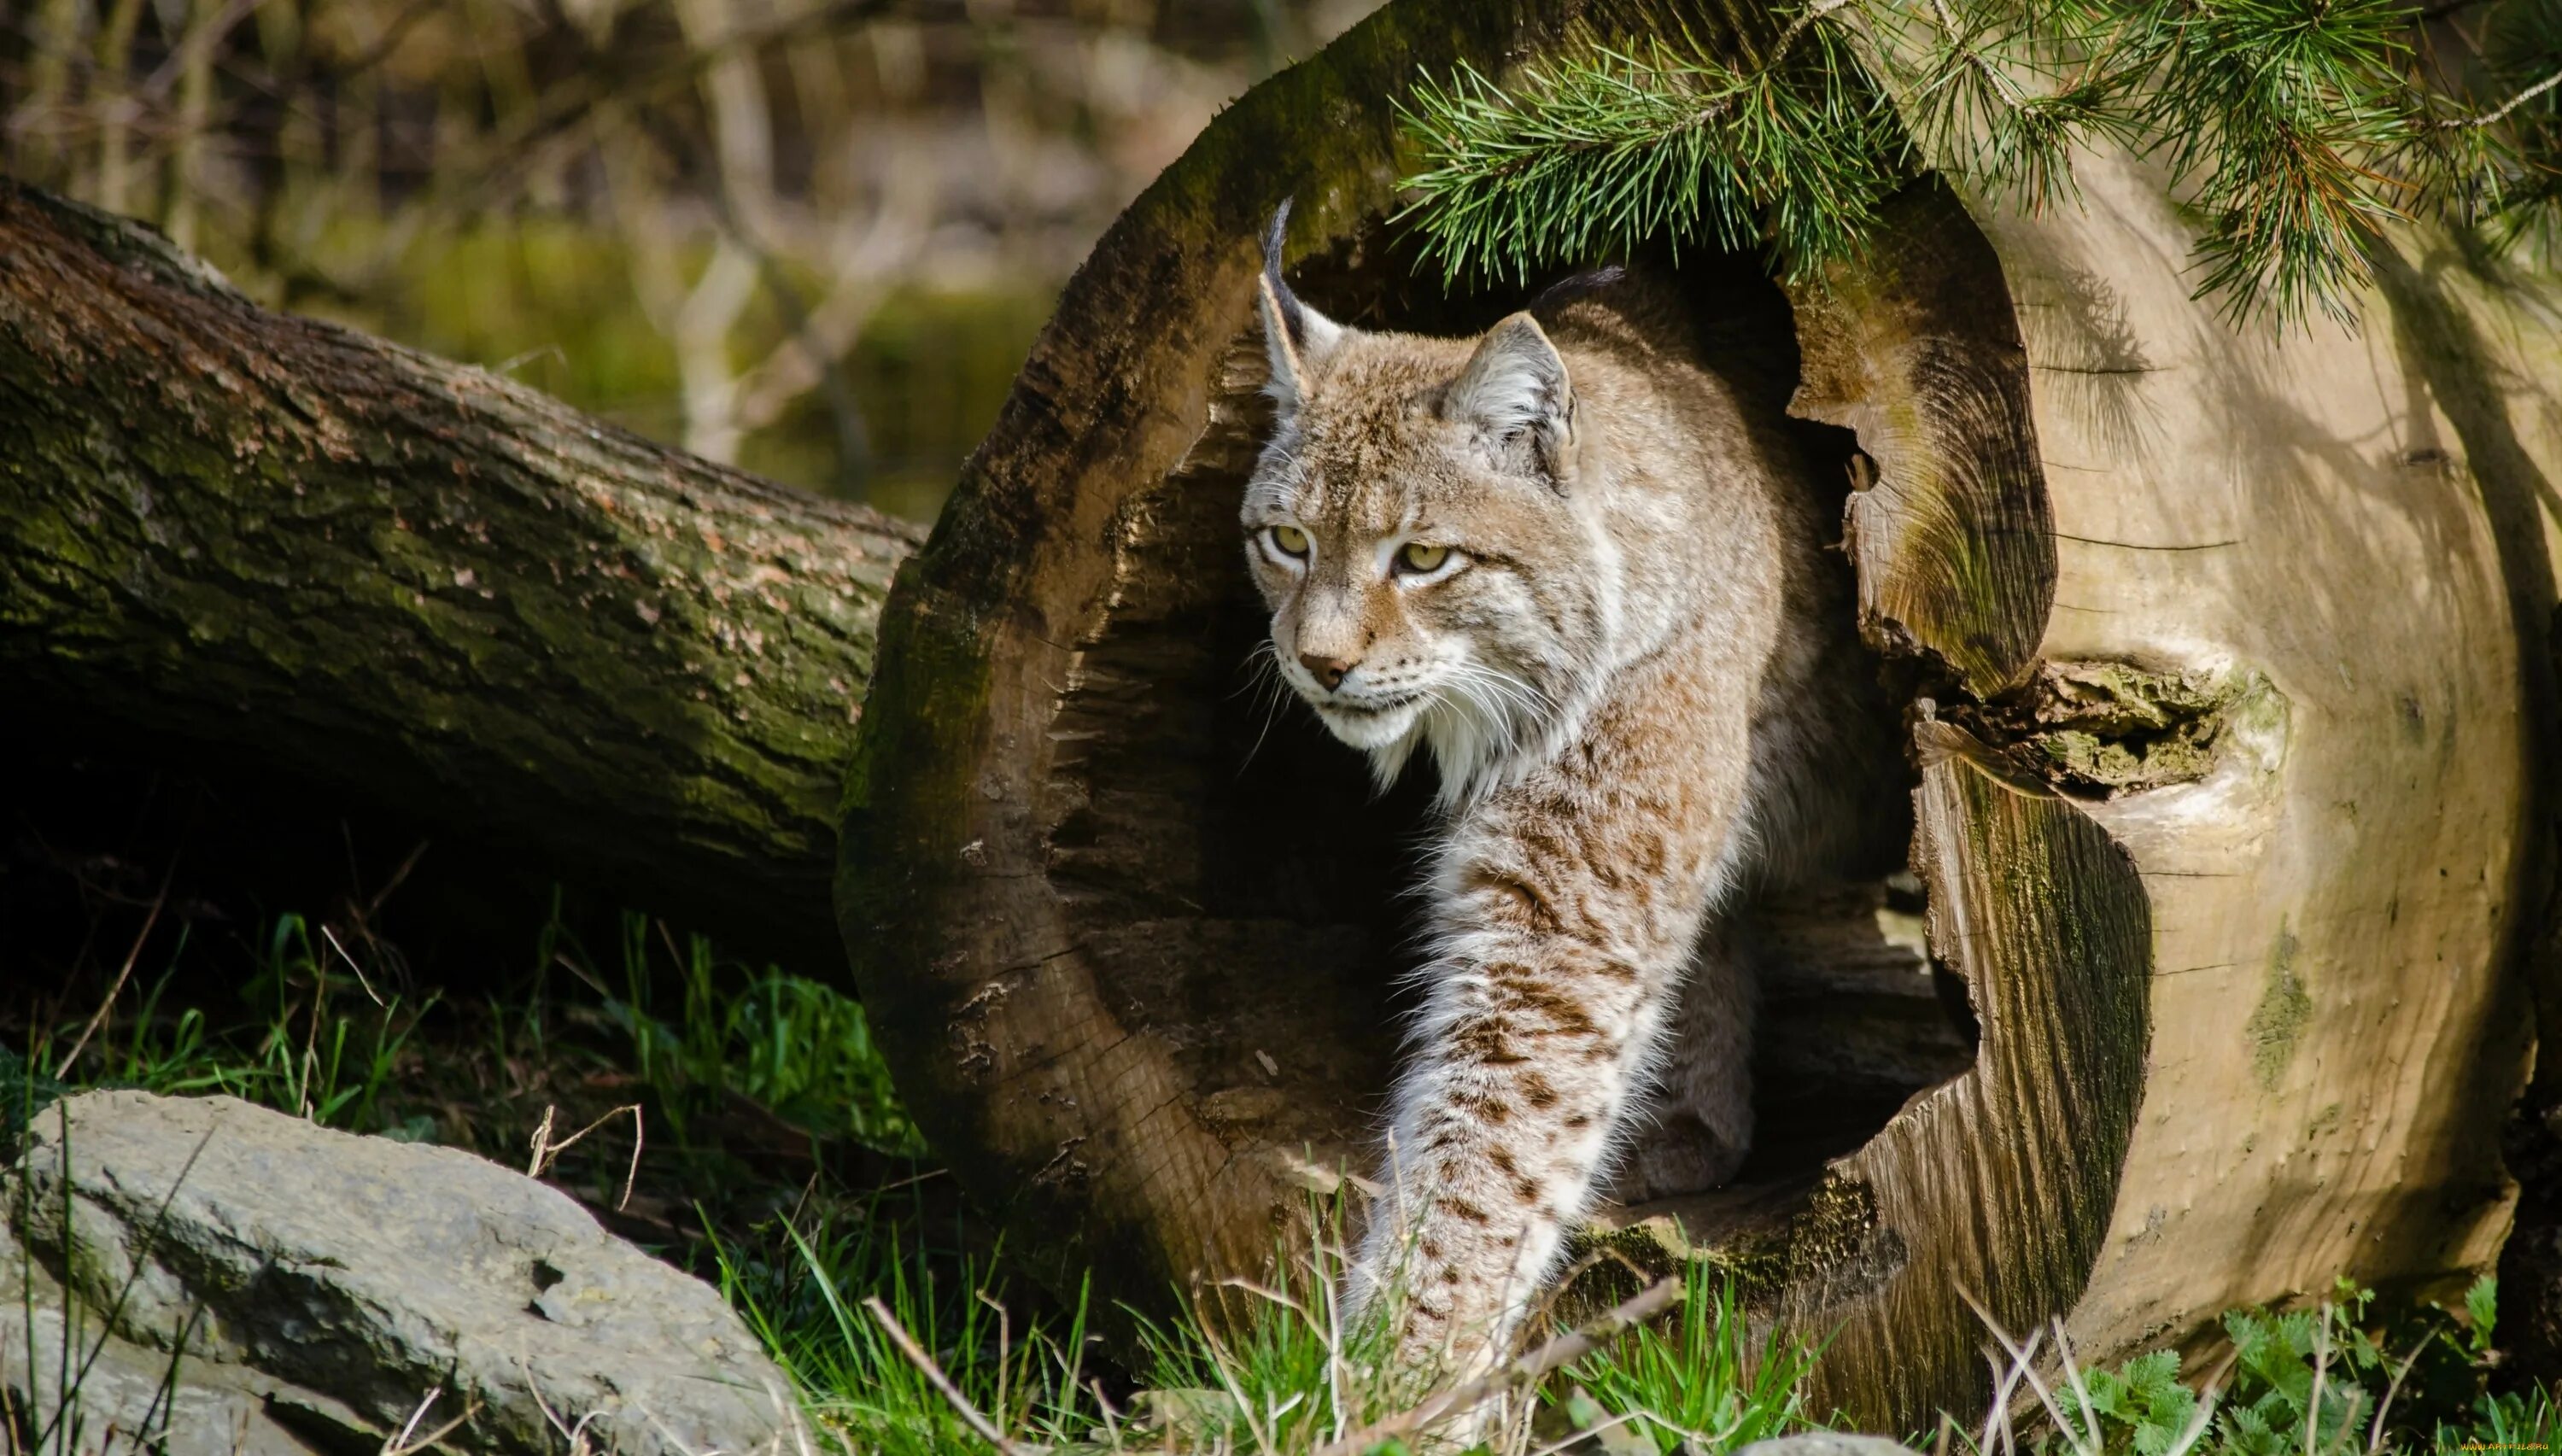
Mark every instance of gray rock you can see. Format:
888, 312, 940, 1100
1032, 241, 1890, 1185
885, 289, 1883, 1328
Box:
1, 1090, 799, 1454
1734, 1436, 1926, 1456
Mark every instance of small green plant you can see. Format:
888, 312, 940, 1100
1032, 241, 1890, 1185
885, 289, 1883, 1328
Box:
578, 910, 924, 1155
2204, 1282, 2416, 1453
2452, 1380, 2562, 1452
2039, 1276, 2553, 1456
2046, 1348, 2206, 1455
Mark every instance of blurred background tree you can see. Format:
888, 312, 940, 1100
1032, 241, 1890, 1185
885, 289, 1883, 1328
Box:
0, 0, 1382, 521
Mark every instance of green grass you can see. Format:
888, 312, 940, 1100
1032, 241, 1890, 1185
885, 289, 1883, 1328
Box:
1123, 1218, 1424, 1452
711, 1206, 1828, 1456
566, 906, 924, 1155
714, 1208, 1101, 1455
11, 914, 431, 1141
1553, 1275, 1822, 1451
9, 903, 920, 1161
13, 904, 2562, 1455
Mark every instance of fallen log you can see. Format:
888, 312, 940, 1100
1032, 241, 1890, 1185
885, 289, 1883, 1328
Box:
0, 181, 919, 963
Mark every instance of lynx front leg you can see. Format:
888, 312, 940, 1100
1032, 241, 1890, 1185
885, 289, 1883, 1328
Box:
1348, 813, 1722, 1386
1353, 935, 1672, 1386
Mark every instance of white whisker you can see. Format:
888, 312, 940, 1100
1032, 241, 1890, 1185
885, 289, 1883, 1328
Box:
1236, 642, 1300, 773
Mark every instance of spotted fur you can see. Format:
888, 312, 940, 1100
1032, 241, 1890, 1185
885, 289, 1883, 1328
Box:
1243, 215, 1894, 1387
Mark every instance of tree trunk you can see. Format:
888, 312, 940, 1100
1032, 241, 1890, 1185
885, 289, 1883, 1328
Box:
4, 1, 2559, 1434
0, 180, 921, 965
837, 0, 2562, 1430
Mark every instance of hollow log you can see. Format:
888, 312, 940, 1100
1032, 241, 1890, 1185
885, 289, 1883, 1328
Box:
0, 180, 920, 964
838, 0, 2562, 1429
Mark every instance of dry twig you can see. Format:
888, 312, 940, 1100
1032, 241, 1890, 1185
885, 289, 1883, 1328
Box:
1958, 1284, 2236, 1456
322, 924, 385, 1008
1310, 1276, 1683, 1456
524, 1102, 646, 1211
380, 1387, 481, 1455
863, 1295, 1043, 1456
54, 858, 176, 1079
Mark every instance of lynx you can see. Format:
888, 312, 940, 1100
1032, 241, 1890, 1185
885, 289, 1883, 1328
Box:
1241, 207, 1894, 1385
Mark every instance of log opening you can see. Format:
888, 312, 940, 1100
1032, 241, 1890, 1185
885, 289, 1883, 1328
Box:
1059, 232, 1975, 1216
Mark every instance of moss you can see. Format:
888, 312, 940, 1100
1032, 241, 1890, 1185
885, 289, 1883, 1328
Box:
2247, 924, 2313, 1091
2038, 725, 2218, 787
2015, 660, 2276, 796
1569, 1173, 1884, 1309
1769, 1172, 1885, 1284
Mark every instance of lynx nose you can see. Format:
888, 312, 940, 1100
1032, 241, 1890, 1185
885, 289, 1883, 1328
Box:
1299, 652, 1355, 691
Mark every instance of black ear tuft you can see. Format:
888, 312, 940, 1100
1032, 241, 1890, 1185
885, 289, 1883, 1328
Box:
1528, 264, 1629, 318
1263, 198, 1304, 347
1255, 198, 1342, 417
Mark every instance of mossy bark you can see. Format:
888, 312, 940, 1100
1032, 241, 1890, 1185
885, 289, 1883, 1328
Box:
0, 180, 920, 962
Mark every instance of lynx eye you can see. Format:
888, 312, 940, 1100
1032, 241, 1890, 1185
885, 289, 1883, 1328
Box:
1397, 542, 1452, 575
1267, 524, 1311, 559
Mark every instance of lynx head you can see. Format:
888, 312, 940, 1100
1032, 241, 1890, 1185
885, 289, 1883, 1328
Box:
1242, 205, 1615, 801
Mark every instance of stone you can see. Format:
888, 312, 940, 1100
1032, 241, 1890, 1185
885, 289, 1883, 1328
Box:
1734, 1436, 1926, 1455
1, 1090, 799, 1455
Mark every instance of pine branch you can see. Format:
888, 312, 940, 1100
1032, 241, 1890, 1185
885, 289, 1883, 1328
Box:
1394, 20, 1910, 286
1886, 0, 2133, 213
1393, 0, 2562, 329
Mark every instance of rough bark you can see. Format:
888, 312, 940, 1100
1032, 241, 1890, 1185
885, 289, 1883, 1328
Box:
0, 180, 920, 962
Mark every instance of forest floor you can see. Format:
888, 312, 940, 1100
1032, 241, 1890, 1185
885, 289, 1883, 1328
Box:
2, 766, 2553, 1455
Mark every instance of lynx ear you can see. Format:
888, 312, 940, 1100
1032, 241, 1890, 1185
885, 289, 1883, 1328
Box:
1446, 313, 1572, 458
1257, 199, 1342, 421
